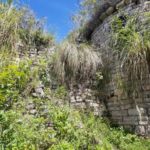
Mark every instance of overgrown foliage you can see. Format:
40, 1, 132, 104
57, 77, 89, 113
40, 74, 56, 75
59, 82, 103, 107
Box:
0, 1, 150, 150
111, 11, 150, 95
0, 60, 30, 107
0, 1, 53, 54
51, 41, 102, 84
1, 97, 150, 150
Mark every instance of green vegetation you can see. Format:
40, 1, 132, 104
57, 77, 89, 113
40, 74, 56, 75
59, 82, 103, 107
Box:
52, 41, 101, 84
1, 97, 150, 150
111, 11, 150, 95
0, 1, 53, 54
0, 0, 150, 149
0, 61, 30, 107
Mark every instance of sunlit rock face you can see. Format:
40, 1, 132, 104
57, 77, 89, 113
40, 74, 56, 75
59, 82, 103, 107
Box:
91, 1, 150, 136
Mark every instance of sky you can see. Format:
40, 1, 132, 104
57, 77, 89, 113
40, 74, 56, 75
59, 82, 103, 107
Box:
18, 0, 79, 42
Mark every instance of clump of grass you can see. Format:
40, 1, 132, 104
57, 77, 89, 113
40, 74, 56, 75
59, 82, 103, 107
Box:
111, 12, 150, 95
52, 41, 102, 84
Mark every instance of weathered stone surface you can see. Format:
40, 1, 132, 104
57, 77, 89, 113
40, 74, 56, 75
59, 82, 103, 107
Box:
120, 104, 132, 110
69, 1, 150, 136
111, 110, 128, 117
116, 0, 125, 9
123, 116, 138, 125
26, 103, 35, 110
128, 108, 146, 116
135, 126, 146, 135
32, 83, 45, 98
147, 125, 150, 134
108, 106, 121, 111
89, 1, 150, 136
29, 109, 37, 115
106, 7, 115, 15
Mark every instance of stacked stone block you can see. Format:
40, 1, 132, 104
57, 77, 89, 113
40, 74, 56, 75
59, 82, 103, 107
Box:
69, 84, 106, 116
91, 1, 150, 136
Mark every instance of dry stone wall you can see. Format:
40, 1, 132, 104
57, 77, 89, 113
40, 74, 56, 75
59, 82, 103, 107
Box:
91, 1, 150, 136
69, 84, 106, 116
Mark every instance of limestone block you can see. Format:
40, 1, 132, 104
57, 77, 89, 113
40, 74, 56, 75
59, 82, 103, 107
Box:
128, 108, 146, 116
84, 98, 92, 102
144, 98, 150, 102
147, 125, 150, 134
70, 97, 76, 103
81, 94, 86, 100
111, 110, 128, 117
93, 111, 99, 116
116, 1, 125, 9
73, 102, 86, 109
107, 102, 120, 108
119, 100, 132, 105
148, 108, 150, 115
69, 91, 74, 97
108, 106, 121, 111
134, 98, 143, 102
120, 104, 132, 110
112, 116, 123, 121
135, 125, 146, 135
76, 98, 83, 102
114, 89, 123, 97
32, 93, 38, 97
26, 103, 35, 110
76, 96, 81, 100
139, 121, 148, 125
109, 96, 118, 102
138, 116, 149, 121
92, 103, 99, 107
34, 87, 45, 98
144, 91, 150, 98
144, 1, 150, 11
88, 102, 94, 107
123, 117, 138, 125
124, 0, 132, 5
106, 7, 115, 15
29, 109, 37, 115
99, 12, 108, 21
142, 85, 150, 91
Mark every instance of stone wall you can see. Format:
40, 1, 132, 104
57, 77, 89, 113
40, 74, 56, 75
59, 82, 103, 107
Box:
90, 1, 150, 136
78, 0, 148, 41
69, 84, 106, 116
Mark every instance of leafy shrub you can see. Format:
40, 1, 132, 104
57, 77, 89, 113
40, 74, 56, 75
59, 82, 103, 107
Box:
0, 97, 150, 150
106, 127, 150, 150
0, 61, 30, 107
0, 98, 112, 150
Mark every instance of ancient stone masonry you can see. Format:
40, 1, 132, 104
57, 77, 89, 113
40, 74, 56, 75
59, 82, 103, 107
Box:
74, 0, 150, 136
69, 84, 106, 116
79, 0, 149, 41
90, 1, 150, 136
